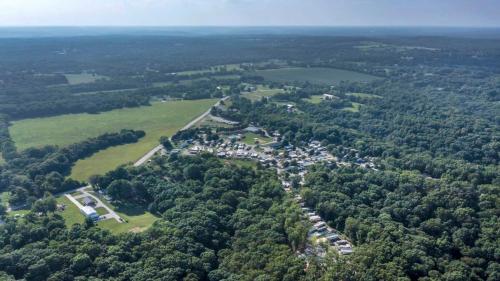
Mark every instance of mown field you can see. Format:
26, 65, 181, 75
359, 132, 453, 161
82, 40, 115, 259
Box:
256, 67, 380, 85
242, 85, 284, 101
10, 99, 217, 180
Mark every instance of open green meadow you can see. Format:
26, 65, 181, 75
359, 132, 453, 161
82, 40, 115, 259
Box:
303, 95, 325, 104
242, 85, 284, 101
10, 99, 217, 180
256, 67, 380, 85
65, 73, 108, 85
242, 132, 271, 145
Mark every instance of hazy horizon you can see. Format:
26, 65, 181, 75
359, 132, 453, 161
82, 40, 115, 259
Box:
0, 0, 499, 27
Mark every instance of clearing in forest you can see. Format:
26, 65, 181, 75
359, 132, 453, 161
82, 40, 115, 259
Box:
242, 85, 284, 101
256, 67, 380, 85
10, 99, 217, 180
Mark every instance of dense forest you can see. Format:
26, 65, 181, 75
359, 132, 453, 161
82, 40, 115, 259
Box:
0, 155, 314, 281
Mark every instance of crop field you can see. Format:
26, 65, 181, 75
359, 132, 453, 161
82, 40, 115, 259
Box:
256, 67, 380, 85
10, 99, 217, 180
64, 73, 108, 85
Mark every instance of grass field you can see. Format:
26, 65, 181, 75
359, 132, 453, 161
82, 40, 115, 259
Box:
0, 155, 5, 165
57, 196, 85, 227
346, 92, 382, 99
65, 73, 108, 85
303, 95, 325, 104
256, 67, 380, 85
10, 99, 217, 180
242, 85, 284, 101
91, 194, 158, 233
242, 132, 271, 145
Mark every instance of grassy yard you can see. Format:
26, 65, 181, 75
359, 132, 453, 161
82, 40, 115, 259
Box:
57, 196, 85, 227
346, 92, 382, 99
57, 192, 159, 233
93, 196, 159, 234
65, 73, 108, 85
256, 67, 380, 85
242, 132, 271, 145
242, 85, 284, 102
10, 99, 217, 181
95, 207, 108, 216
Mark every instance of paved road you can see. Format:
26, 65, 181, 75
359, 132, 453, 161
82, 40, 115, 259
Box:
180, 96, 230, 131
133, 96, 230, 166
133, 145, 163, 167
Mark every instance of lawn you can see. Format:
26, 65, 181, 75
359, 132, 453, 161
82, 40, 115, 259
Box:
242, 85, 284, 102
256, 67, 380, 85
65, 73, 108, 85
57, 196, 85, 227
242, 132, 271, 145
346, 92, 382, 99
95, 207, 108, 216
10, 99, 217, 181
93, 195, 159, 234
303, 95, 325, 104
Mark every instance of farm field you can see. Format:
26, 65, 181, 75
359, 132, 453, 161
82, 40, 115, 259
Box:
256, 67, 380, 85
65, 73, 108, 85
10, 99, 217, 180
242, 85, 284, 101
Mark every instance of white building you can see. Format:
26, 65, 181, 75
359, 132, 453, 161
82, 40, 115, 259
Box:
81, 206, 99, 220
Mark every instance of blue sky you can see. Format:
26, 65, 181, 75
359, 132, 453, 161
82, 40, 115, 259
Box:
0, 0, 498, 27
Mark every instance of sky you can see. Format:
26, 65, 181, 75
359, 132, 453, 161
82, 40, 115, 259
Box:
0, 0, 498, 27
